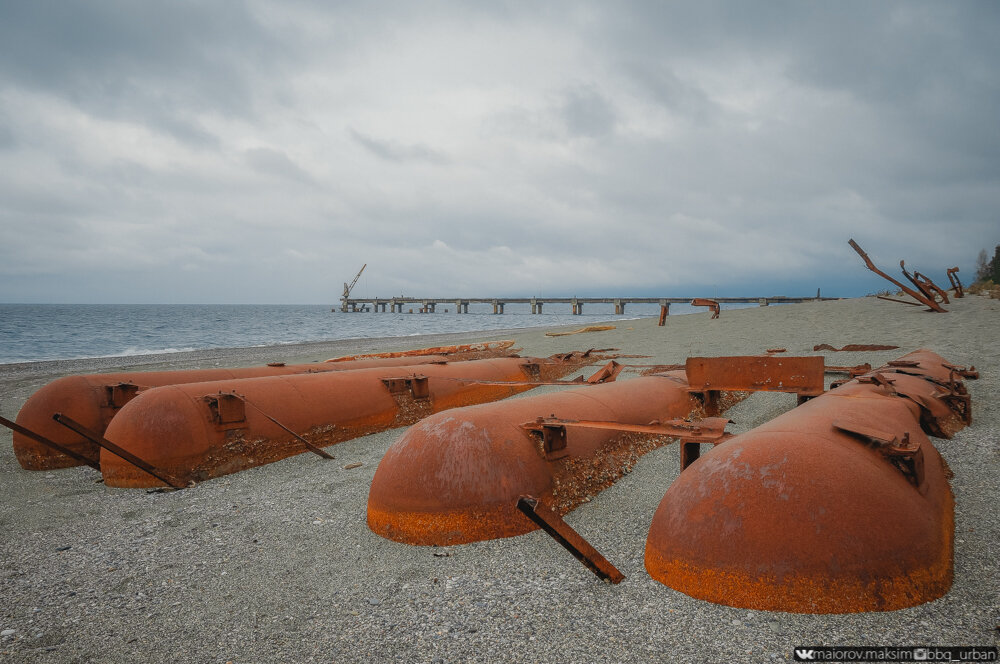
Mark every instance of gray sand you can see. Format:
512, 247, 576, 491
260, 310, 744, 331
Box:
1, 297, 997, 663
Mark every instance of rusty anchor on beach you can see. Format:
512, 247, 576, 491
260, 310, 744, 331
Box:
946, 267, 964, 298
7, 342, 518, 472
645, 348, 977, 613
848, 239, 947, 312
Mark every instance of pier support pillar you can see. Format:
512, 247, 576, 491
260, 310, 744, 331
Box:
658, 303, 669, 326
758, 298, 769, 307
614, 299, 625, 315
571, 299, 583, 315
455, 301, 463, 314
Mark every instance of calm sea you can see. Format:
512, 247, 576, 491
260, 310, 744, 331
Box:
0, 302, 742, 365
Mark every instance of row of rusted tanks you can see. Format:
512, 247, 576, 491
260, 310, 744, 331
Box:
4, 341, 977, 614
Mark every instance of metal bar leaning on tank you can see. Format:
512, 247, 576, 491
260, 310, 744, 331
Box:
0, 414, 101, 471
238, 394, 335, 459
52, 414, 188, 489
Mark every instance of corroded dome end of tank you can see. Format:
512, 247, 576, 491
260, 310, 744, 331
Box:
367, 409, 552, 546
645, 431, 954, 613
13, 375, 103, 470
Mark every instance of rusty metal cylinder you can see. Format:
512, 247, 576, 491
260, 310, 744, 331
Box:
367, 373, 700, 546
12, 355, 454, 471
100, 357, 558, 488
645, 350, 967, 613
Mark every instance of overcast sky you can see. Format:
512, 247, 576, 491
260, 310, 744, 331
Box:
1, 1, 997, 304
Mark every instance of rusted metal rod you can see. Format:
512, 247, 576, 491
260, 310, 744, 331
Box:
239, 395, 335, 460
516, 496, 625, 584
52, 414, 187, 489
0, 415, 101, 471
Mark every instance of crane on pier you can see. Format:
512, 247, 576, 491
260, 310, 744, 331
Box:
343, 264, 366, 300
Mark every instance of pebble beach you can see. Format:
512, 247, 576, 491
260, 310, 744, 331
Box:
1, 295, 997, 663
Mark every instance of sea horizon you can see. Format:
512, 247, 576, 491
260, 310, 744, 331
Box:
0, 301, 765, 365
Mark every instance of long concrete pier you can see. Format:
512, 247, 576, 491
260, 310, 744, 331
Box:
337, 295, 833, 314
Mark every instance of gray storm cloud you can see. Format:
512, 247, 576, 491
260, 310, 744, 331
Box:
0, 1, 997, 303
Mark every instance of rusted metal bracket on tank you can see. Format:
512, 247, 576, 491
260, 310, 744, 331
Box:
516, 496, 625, 584
0, 415, 102, 471
946, 267, 964, 297
381, 375, 431, 400
691, 298, 720, 319
832, 420, 925, 491
52, 413, 189, 489
105, 382, 141, 409
848, 239, 946, 312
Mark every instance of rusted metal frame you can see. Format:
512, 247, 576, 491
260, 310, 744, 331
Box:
51, 414, 188, 489
237, 394, 335, 460
946, 267, 964, 297
685, 356, 825, 397
381, 375, 431, 400
832, 420, 925, 491
912, 270, 950, 304
586, 360, 624, 384
0, 415, 102, 471
900, 261, 938, 303
516, 496, 625, 584
691, 389, 723, 416
857, 370, 969, 437
848, 239, 946, 312
691, 298, 720, 319
876, 295, 924, 307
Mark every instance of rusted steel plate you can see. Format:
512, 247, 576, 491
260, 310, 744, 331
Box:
325, 340, 516, 362
367, 371, 740, 546
690, 298, 720, 319
813, 343, 899, 352
9, 354, 461, 471
98, 356, 585, 488
645, 349, 973, 613
685, 356, 824, 396
516, 496, 625, 584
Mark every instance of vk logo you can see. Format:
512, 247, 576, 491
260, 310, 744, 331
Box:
794, 650, 816, 661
